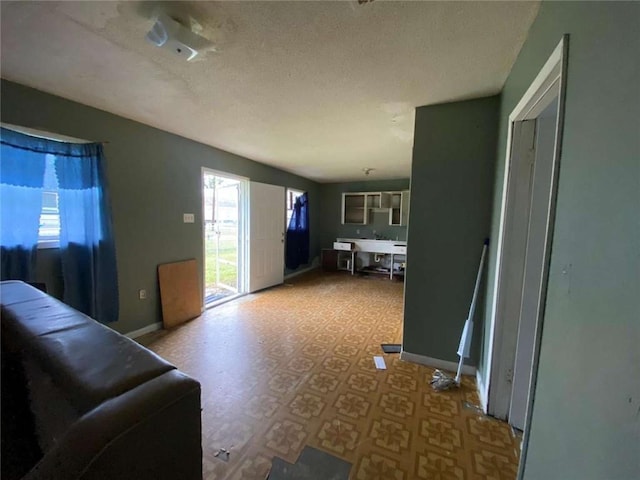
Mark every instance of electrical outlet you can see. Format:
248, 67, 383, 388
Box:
138, 289, 147, 300
183, 213, 195, 223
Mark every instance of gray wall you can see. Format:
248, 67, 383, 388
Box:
402, 96, 499, 364
318, 179, 410, 250
1, 80, 321, 335
478, 2, 640, 479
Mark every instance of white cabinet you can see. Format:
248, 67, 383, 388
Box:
342, 192, 389, 224
341, 190, 409, 226
342, 193, 367, 224
389, 190, 409, 226
368, 192, 392, 209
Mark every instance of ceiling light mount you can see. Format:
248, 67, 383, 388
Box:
146, 13, 216, 61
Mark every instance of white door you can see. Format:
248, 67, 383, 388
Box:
509, 104, 558, 429
249, 182, 285, 292
490, 120, 538, 419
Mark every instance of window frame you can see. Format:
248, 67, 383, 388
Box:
285, 188, 305, 228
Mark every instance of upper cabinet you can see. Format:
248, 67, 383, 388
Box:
389, 191, 409, 226
343, 193, 367, 224
341, 190, 409, 226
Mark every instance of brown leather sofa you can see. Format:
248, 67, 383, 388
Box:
1, 280, 202, 480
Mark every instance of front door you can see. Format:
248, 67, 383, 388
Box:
203, 170, 246, 305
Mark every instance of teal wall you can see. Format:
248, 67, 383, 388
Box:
478, 2, 640, 478
1, 80, 321, 335
402, 95, 499, 364
318, 179, 410, 250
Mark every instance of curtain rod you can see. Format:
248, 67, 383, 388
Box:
1, 122, 108, 145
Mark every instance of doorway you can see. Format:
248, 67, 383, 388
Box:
485, 35, 568, 472
202, 169, 247, 306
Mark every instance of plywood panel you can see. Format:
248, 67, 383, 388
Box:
158, 259, 201, 329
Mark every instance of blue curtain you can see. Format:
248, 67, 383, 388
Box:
55, 143, 119, 323
0, 128, 47, 280
0, 127, 118, 323
285, 192, 310, 270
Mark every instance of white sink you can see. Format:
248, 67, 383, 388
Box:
337, 238, 407, 255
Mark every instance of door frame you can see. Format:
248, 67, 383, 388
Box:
484, 35, 569, 475
201, 167, 249, 307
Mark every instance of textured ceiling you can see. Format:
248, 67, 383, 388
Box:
0, 1, 539, 183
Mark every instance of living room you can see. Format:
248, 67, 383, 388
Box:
1, 2, 638, 479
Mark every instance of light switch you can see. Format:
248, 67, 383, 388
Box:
183, 213, 195, 223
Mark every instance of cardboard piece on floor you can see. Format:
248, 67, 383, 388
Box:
373, 356, 387, 370
158, 259, 201, 329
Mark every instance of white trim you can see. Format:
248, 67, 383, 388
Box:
201, 167, 249, 183
201, 166, 209, 311
400, 350, 476, 376
509, 40, 564, 123
125, 322, 162, 339
37, 239, 60, 249
1, 122, 91, 143
284, 264, 318, 280
205, 292, 245, 309
476, 369, 488, 413
516, 36, 569, 480
485, 37, 567, 420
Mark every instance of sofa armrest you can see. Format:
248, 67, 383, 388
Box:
23, 370, 202, 480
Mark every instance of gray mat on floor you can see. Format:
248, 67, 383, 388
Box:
268, 446, 351, 480
381, 343, 402, 354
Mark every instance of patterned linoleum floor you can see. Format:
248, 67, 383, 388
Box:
138, 271, 520, 480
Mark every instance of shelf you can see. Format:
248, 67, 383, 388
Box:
360, 266, 405, 279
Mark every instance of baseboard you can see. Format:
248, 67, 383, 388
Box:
125, 322, 162, 339
284, 265, 319, 280
476, 369, 488, 413
400, 350, 476, 376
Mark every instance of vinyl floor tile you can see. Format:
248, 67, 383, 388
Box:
139, 271, 520, 479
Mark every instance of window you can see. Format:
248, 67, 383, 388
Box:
286, 188, 305, 227
1, 126, 118, 322
38, 154, 60, 248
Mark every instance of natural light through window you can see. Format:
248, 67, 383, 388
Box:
286, 188, 304, 227
39, 154, 60, 248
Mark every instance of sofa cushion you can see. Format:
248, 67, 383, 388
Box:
33, 322, 175, 413
0, 281, 175, 414
0, 280, 49, 306
2, 297, 89, 339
